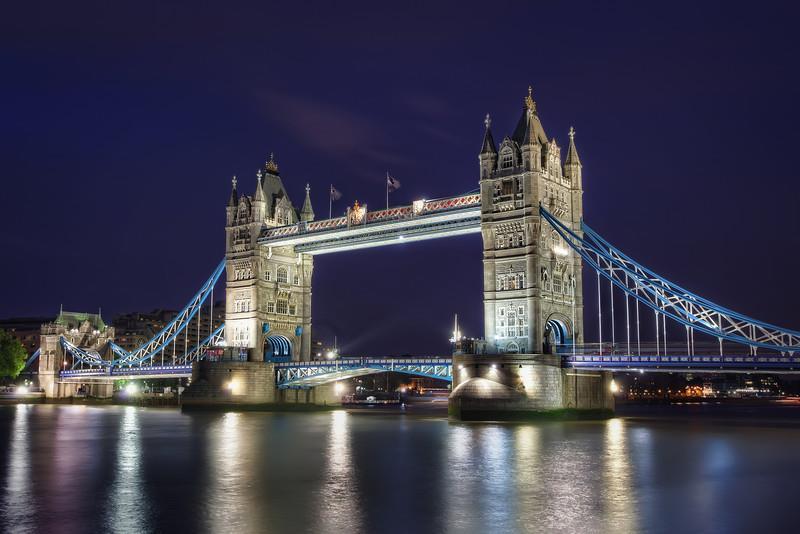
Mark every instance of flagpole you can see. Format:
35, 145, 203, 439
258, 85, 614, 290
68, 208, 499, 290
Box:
329, 184, 332, 219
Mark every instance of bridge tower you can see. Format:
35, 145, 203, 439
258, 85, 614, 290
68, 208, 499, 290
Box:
479, 88, 584, 355
224, 155, 314, 361
38, 310, 115, 397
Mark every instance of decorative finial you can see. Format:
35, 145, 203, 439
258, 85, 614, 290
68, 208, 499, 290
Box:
265, 152, 279, 173
525, 85, 536, 112
257, 169, 263, 179
305, 183, 311, 193
568, 126, 575, 140
484, 113, 491, 129
232, 175, 237, 189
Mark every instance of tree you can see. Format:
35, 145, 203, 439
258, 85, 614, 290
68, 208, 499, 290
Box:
0, 330, 27, 379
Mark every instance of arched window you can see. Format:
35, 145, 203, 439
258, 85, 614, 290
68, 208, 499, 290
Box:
500, 151, 513, 169
277, 267, 288, 284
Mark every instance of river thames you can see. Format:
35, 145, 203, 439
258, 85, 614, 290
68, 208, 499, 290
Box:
1, 404, 799, 533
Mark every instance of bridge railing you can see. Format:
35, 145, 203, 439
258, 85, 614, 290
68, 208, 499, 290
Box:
260, 193, 481, 242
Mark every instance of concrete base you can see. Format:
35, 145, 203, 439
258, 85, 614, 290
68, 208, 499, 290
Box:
279, 382, 347, 406
449, 353, 614, 420
40, 377, 114, 399
182, 360, 277, 405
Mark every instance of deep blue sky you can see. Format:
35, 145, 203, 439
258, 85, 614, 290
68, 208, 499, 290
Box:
2, 1, 799, 355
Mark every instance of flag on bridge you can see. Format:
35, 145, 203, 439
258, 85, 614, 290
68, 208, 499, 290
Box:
329, 184, 342, 219
386, 172, 401, 210
387, 174, 401, 192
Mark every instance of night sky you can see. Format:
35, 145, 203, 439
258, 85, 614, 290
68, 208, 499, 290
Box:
2, 1, 799, 356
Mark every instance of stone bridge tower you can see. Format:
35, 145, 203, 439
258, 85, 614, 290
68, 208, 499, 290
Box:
224, 155, 314, 361
39, 310, 115, 397
479, 88, 584, 355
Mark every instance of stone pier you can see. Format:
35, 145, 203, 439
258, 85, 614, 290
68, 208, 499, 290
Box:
449, 354, 613, 420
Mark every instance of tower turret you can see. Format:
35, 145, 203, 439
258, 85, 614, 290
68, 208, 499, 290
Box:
564, 126, 582, 188
226, 175, 238, 226
300, 183, 315, 222
479, 114, 498, 179
252, 170, 266, 221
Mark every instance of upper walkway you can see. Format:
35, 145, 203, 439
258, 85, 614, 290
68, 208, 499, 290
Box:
258, 193, 481, 254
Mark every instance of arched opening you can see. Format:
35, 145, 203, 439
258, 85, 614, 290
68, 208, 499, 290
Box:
264, 335, 292, 362
543, 318, 570, 354
505, 341, 520, 354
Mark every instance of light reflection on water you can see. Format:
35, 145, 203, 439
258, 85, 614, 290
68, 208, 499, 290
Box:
1, 405, 800, 533
105, 406, 151, 534
2, 405, 33, 533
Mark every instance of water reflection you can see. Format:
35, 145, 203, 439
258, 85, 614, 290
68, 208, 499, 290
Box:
105, 407, 151, 533
206, 412, 259, 531
603, 418, 638, 532
3, 405, 33, 532
314, 411, 363, 532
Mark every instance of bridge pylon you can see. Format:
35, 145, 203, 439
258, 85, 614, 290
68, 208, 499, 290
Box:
224, 157, 313, 363
479, 87, 584, 355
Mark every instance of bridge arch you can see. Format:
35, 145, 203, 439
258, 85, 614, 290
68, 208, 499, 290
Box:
544, 314, 572, 354
264, 335, 293, 361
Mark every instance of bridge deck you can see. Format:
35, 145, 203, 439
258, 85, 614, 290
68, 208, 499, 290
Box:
258, 194, 481, 254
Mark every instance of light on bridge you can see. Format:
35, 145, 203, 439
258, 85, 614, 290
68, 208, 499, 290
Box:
610, 379, 619, 394
227, 380, 239, 394
334, 382, 344, 395
125, 383, 138, 395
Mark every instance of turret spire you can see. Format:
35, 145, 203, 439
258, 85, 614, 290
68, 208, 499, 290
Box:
300, 183, 315, 222
565, 126, 581, 166
480, 113, 497, 155
228, 175, 238, 207
254, 170, 265, 201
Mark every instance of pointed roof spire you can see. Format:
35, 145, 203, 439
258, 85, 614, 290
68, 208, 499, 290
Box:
480, 113, 497, 155
565, 126, 581, 166
228, 175, 238, 207
513, 85, 547, 146
254, 170, 266, 201
300, 183, 315, 222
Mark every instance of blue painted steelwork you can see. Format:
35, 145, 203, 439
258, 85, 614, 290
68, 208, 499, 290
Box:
58, 260, 226, 369
115, 260, 226, 366
565, 353, 800, 373
265, 335, 292, 361
540, 206, 800, 354
60, 365, 192, 380
178, 323, 226, 364
22, 349, 40, 371
275, 357, 453, 388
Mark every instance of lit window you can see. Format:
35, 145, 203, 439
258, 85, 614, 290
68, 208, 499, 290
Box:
276, 300, 288, 315
277, 267, 288, 284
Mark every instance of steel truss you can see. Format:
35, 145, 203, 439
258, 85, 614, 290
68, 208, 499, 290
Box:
59, 260, 225, 370
177, 323, 225, 364
275, 358, 453, 388
540, 206, 800, 354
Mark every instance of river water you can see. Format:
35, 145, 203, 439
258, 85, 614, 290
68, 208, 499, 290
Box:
0, 404, 798, 534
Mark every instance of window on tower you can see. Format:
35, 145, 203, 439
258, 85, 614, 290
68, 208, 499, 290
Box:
276, 299, 288, 315
501, 152, 513, 169
277, 267, 288, 284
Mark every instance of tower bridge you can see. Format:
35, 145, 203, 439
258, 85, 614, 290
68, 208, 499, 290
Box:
29, 87, 800, 417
